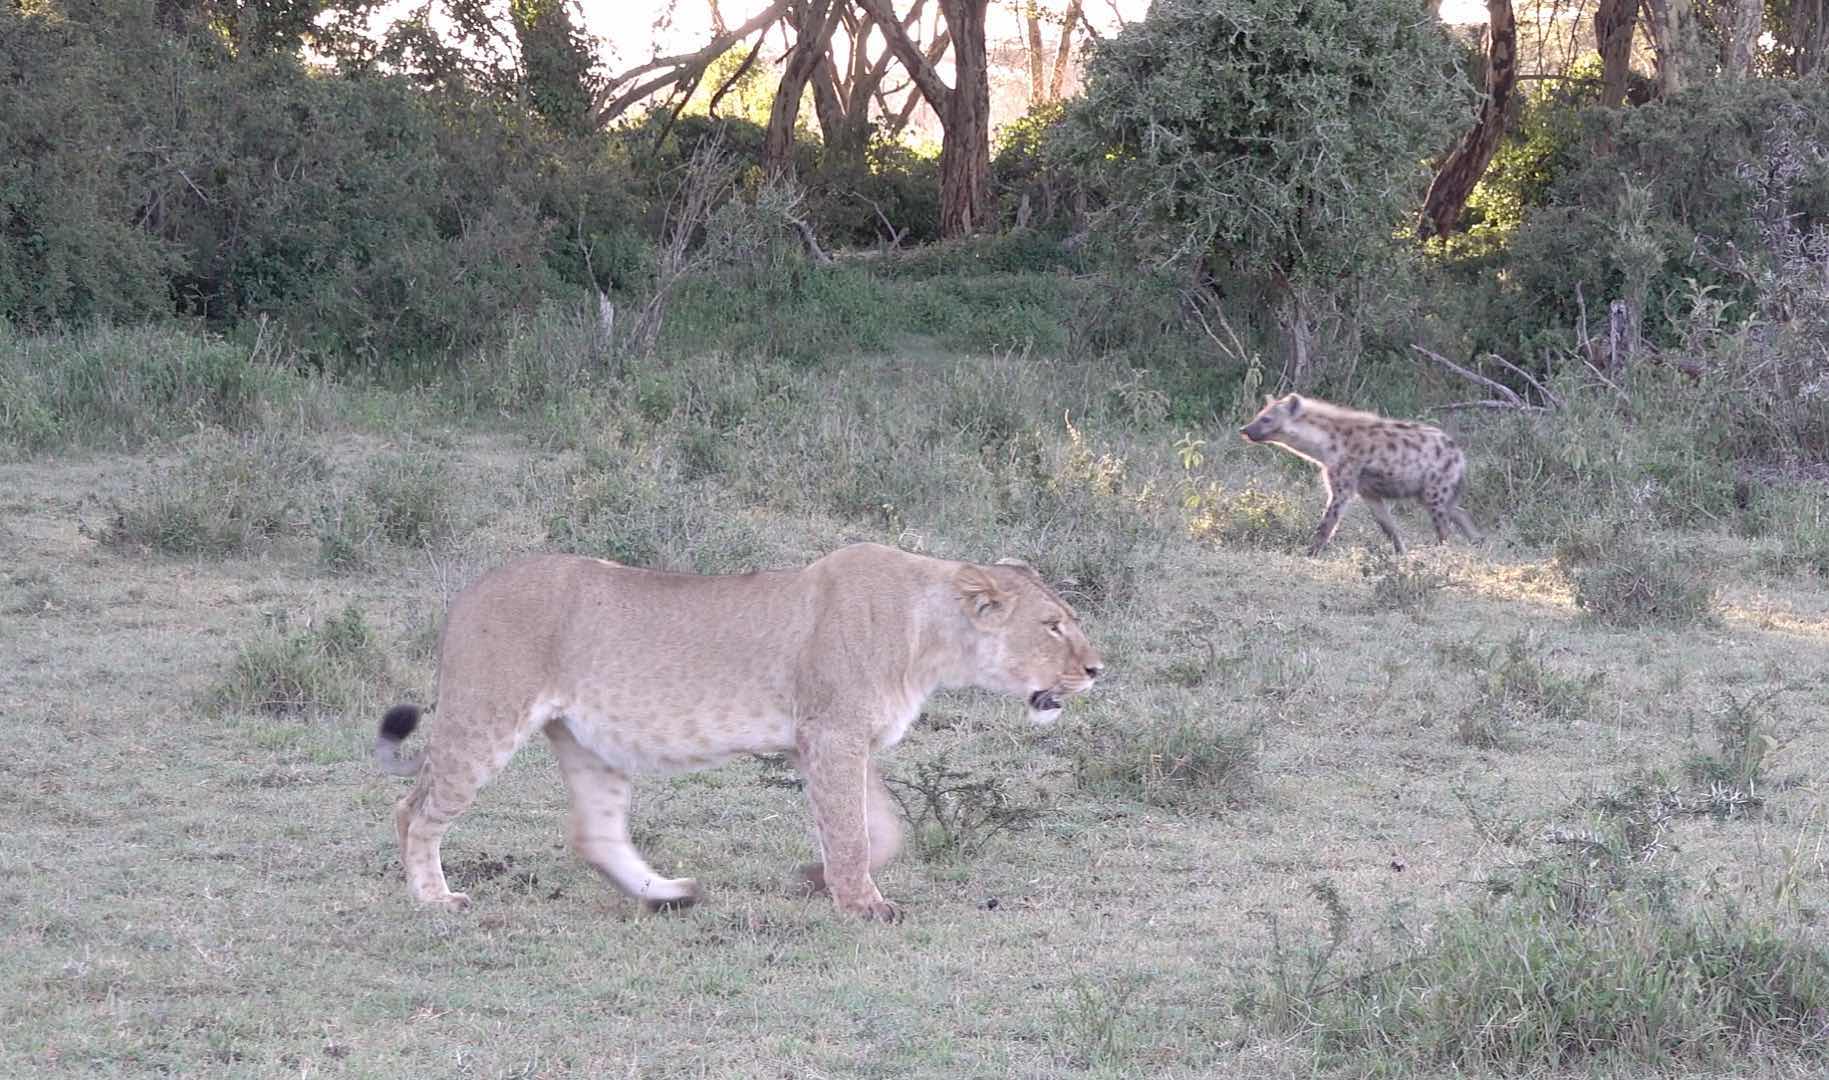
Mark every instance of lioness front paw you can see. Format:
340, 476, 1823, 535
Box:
838, 897, 902, 923
427, 891, 472, 912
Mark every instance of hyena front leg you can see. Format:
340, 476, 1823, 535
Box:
1309, 473, 1359, 556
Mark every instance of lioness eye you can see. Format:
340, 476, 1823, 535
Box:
1046, 621, 1063, 636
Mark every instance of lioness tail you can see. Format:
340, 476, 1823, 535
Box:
374, 704, 426, 777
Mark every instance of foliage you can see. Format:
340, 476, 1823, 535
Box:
103, 426, 327, 556
882, 756, 1046, 861
209, 603, 395, 717
1058, 0, 1471, 287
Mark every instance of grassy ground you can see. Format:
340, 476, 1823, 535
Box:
4, 324, 1829, 1078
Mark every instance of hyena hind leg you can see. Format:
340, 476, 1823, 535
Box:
1361, 496, 1406, 555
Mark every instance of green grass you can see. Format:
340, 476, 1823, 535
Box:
5, 314, 1829, 1078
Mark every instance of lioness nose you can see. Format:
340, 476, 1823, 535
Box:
1085, 665, 1102, 678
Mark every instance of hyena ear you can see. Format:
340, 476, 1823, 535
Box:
1286, 394, 1304, 414
956, 565, 1011, 622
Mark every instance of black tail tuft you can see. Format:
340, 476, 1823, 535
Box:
380, 704, 421, 742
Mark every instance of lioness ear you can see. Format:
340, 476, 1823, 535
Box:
956, 565, 1010, 621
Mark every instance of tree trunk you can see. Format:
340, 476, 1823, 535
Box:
1049, 0, 1082, 101
1024, 1, 1046, 105
1417, 0, 1517, 240
1643, 0, 1705, 96
1720, 0, 1763, 79
938, 0, 990, 236
860, 0, 991, 239
1789, 0, 1828, 76
762, 0, 846, 177
1594, 0, 1638, 108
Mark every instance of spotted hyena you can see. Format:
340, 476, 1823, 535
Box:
1239, 394, 1480, 556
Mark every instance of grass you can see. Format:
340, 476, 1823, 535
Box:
5, 314, 1829, 1078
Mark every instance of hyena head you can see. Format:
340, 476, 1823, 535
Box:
1240, 394, 1304, 444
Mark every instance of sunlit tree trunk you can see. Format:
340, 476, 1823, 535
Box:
1417, 0, 1516, 240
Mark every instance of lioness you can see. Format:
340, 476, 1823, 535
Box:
375, 543, 1103, 922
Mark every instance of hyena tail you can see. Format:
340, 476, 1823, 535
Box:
374, 704, 426, 777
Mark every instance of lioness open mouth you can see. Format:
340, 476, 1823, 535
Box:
1028, 689, 1062, 713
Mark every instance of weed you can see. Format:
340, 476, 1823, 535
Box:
1357, 551, 1449, 614
1074, 704, 1258, 809
1552, 519, 1719, 628
1439, 633, 1603, 751
882, 755, 1045, 861
1054, 974, 1145, 1068
1253, 849, 1829, 1071
1683, 692, 1783, 806
208, 604, 393, 718
104, 427, 326, 555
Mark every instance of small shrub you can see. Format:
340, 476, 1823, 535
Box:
0, 325, 286, 452
104, 427, 326, 555
1440, 633, 1603, 751
1074, 706, 1258, 809
1250, 862, 1829, 1071
881, 755, 1045, 861
1177, 436, 1310, 550
1358, 551, 1450, 614
1682, 692, 1782, 807
1562, 538, 1719, 629
209, 604, 393, 717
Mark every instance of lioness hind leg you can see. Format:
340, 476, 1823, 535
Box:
545, 720, 700, 911
799, 761, 902, 899
396, 771, 481, 912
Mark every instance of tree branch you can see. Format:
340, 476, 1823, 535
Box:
594, 1, 787, 126
856, 0, 952, 108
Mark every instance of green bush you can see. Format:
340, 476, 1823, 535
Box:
209, 604, 394, 718
105, 427, 327, 555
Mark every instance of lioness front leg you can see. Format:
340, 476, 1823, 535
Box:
797, 737, 899, 922
799, 760, 902, 900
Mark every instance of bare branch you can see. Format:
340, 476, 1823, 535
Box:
1411, 343, 1525, 407
1486, 352, 1565, 409
594, 1, 787, 126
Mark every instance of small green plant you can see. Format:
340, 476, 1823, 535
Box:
208, 603, 393, 718
1440, 632, 1603, 751
1178, 437, 1309, 550
1252, 847, 1829, 1071
1682, 692, 1782, 808
1053, 974, 1145, 1068
104, 427, 326, 555
1358, 550, 1449, 614
881, 756, 1045, 861
1074, 708, 1258, 809
318, 449, 464, 571
1553, 525, 1718, 628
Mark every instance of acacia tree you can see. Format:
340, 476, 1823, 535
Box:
761, 0, 847, 174
1064, 0, 1470, 387
1022, 0, 1083, 106
1418, 0, 1516, 239
858, 0, 993, 236
1594, 0, 1639, 107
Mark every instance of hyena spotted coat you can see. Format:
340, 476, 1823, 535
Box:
1239, 394, 1480, 556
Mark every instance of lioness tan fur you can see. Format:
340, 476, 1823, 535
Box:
375, 542, 1103, 922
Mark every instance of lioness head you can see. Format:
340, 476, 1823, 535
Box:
1240, 393, 1302, 444
954, 560, 1103, 724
